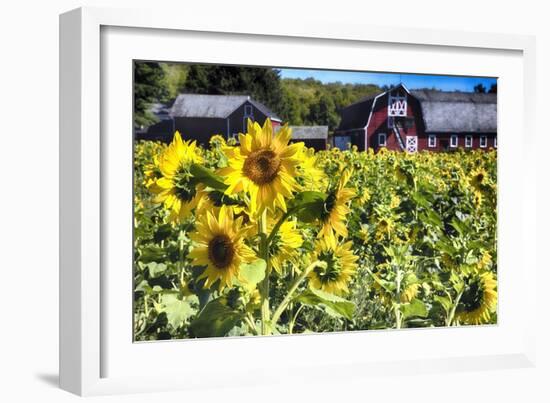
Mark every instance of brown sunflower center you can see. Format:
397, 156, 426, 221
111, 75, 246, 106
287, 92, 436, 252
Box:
460, 277, 484, 312
320, 191, 337, 221
243, 149, 281, 185
208, 234, 235, 269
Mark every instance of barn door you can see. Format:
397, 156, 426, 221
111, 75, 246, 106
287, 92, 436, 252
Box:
406, 136, 418, 153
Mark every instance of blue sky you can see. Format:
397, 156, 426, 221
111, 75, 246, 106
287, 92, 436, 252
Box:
279, 68, 497, 92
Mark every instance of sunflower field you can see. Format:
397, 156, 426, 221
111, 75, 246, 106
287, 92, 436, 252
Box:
133, 119, 497, 341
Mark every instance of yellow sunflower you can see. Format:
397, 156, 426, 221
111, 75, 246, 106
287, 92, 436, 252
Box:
318, 170, 356, 242
308, 237, 359, 295
470, 167, 489, 192
209, 134, 226, 149
143, 154, 162, 189
297, 147, 327, 192
374, 216, 395, 241
356, 188, 371, 206
220, 119, 304, 214
267, 218, 303, 274
456, 271, 497, 325
188, 205, 255, 291
150, 131, 204, 222
390, 195, 401, 209
400, 282, 420, 303
477, 250, 493, 270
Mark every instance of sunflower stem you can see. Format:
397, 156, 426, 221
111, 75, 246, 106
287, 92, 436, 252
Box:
288, 305, 305, 335
446, 288, 464, 327
271, 260, 325, 328
395, 264, 402, 329
244, 314, 258, 335
259, 209, 271, 335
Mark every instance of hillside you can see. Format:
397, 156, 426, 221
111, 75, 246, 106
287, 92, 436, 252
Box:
154, 63, 383, 132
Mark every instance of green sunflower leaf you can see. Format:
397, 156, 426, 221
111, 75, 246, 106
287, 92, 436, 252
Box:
160, 293, 197, 330
295, 288, 355, 320
190, 298, 243, 338
400, 298, 428, 320
238, 259, 267, 291
433, 295, 452, 312
146, 262, 167, 278
289, 191, 327, 223
189, 163, 228, 191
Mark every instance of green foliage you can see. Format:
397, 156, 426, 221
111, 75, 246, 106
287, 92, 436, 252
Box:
183, 65, 284, 115
238, 259, 267, 291
278, 78, 381, 130
296, 288, 355, 320
133, 138, 497, 340
160, 293, 197, 330
189, 163, 228, 191
134, 63, 383, 132
134, 62, 169, 128
190, 298, 243, 338
401, 299, 428, 320
289, 191, 327, 223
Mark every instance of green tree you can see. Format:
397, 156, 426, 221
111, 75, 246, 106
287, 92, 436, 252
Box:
162, 63, 190, 99
184, 65, 284, 114
307, 92, 339, 130
134, 62, 168, 128
474, 83, 487, 93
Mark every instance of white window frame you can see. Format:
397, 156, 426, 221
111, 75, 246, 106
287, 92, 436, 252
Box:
465, 135, 473, 148
378, 133, 387, 147
244, 104, 253, 116
388, 93, 407, 117
494, 136, 498, 148
428, 134, 437, 148
480, 135, 488, 148
450, 134, 458, 148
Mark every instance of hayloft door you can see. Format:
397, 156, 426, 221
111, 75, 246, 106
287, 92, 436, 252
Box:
406, 136, 418, 153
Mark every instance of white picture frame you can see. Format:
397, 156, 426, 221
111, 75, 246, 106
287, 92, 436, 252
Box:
59, 6, 537, 396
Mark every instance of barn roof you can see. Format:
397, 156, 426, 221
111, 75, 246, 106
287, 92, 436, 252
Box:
288, 126, 328, 140
411, 90, 497, 133
336, 86, 497, 133
170, 94, 281, 121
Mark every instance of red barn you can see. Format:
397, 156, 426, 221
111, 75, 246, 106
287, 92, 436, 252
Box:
334, 84, 497, 152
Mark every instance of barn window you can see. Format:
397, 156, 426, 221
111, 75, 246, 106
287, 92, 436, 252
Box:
388, 88, 407, 117
428, 135, 437, 148
387, 117, 394, 129
465, 135, 473, 148
450, 135, 458, 148
378, 133, 387, 147
494, 137, 498, 148
244, 104, 253, 116
480, 136, 487, 148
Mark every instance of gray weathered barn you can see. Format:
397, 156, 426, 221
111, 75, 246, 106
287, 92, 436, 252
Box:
136, 94, 282, 144
286, 126, 328, 150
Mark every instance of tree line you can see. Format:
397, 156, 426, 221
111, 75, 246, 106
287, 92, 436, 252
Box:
134, 62, 496, 132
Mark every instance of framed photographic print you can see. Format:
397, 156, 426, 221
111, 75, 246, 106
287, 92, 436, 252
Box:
60, 6, 537, 396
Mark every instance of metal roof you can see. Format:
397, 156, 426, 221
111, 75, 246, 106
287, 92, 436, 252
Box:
169, 94, 281, 121
337, 86, 497, 133
411, 90, 497, 133
288, 126, 328, 140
